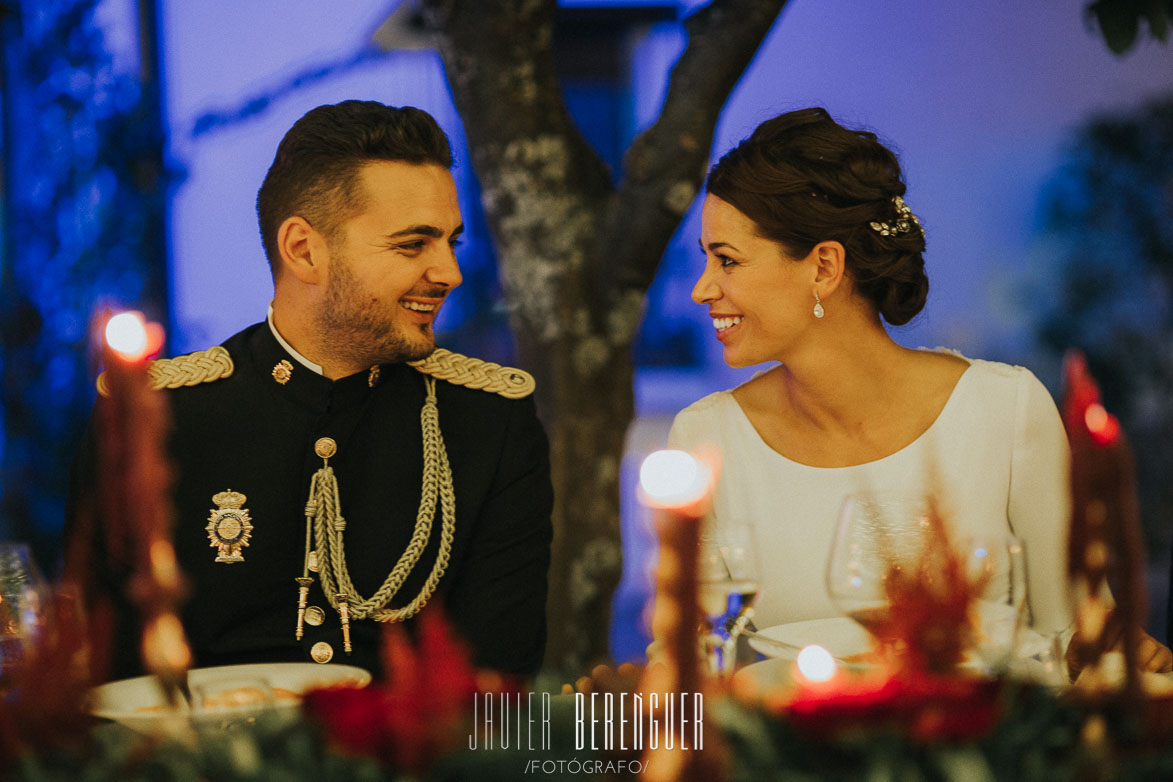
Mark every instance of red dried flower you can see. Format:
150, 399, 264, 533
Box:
862, 500, 990, 675
303, 608, 482, 774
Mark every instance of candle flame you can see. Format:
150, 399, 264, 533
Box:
105, 312, 150, 359
639, 450, 712, 508
142, 613, 193, 672
796, 645, 837, 682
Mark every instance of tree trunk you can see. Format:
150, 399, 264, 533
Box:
421, 0, 788, 674
525, 337, 633, 673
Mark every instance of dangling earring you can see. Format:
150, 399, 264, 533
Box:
813, 291, 825, 319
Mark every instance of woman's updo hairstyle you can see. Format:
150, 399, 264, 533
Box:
706, 108, 928, 326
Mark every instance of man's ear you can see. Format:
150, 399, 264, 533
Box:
811, 240, 846, 297
277, 216, 327, 285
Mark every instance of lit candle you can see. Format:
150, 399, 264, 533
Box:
97, 310, 191, 697
1062, 351, 1146, 699
639, 450, 714, 684
637, 449, 718, 782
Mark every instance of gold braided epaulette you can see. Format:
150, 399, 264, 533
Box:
96, 345, 234, 397
408, 348, 535, 399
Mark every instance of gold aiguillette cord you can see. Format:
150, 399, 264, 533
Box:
295, 378, 456, 654
338, 593, 351, 652
294, 497, 316, 639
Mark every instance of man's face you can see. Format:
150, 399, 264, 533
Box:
315, 160, 463, 368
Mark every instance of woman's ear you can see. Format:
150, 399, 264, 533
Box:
811, 240, 846, 297
276, 216, 328, 286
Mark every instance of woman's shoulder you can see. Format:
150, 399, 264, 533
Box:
925, 349, 1058, 419
668, 389, 743, 448
962, 356, 1048, 394
674, 389, 738, 421
923, 348, 1043, 387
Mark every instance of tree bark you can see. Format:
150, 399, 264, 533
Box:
420, 0, 788, 674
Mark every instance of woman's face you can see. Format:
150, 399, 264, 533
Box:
694, 194, 815, 368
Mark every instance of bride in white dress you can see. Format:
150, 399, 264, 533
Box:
667, 107, 1171, 674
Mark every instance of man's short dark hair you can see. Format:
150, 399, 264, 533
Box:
256, 101, 453, 273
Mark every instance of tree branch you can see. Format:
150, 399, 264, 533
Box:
599, 0, 789, 304
420, 0, 611, 194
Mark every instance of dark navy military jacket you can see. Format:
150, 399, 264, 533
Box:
69, 322, 553, 680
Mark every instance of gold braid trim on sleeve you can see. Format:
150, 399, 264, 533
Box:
96, 345, 234, 397
407, 348, 535, 399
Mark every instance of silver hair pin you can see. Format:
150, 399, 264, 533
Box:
869, 196, 922, 237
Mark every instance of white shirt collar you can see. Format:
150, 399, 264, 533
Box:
267, 304, 323, 375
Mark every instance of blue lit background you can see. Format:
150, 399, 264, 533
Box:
1, 0, 1171, 659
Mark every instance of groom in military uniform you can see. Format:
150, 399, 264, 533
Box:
69, 101, 553, 680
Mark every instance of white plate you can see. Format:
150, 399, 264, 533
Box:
749, 613, 1066, 683
90, 662, 371, 734
748, 617, 873, 664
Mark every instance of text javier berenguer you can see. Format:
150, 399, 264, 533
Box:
468, 691, 703, 752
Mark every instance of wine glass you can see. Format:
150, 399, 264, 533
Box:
961, 534, 1029, 674
825, 494, 931, 648
826, 494, 1028, 674
697, 525, 760, 677
0, 543, 49, 688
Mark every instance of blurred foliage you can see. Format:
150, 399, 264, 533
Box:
1087, 0, 1173, 54
1033, 95, 1173, 561
0, 0, 170, 571
1088, 0, 1173, 54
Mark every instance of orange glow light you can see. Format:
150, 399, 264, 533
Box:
1084, 403, 1121, 445
105, 312, 150, 360
795, 645, 837, 683
638, 450, 712, 510
104, 310, 165, 362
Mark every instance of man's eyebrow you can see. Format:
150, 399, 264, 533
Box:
385, 224, 465, 239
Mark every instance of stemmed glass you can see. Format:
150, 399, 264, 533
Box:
825, 495, 929, 646
697, 525, 760, 677
962, 535, 1029, 673
0, 543, 49, 688
825, 494, 1028, 674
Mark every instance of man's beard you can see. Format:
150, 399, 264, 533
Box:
315, 257, 436, 368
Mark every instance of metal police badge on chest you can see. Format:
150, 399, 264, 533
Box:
206, 490, 254, 563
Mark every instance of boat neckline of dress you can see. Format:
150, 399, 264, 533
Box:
726, 352, 977, 472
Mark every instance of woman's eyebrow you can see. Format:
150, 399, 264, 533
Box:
700, 239, 738, 252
